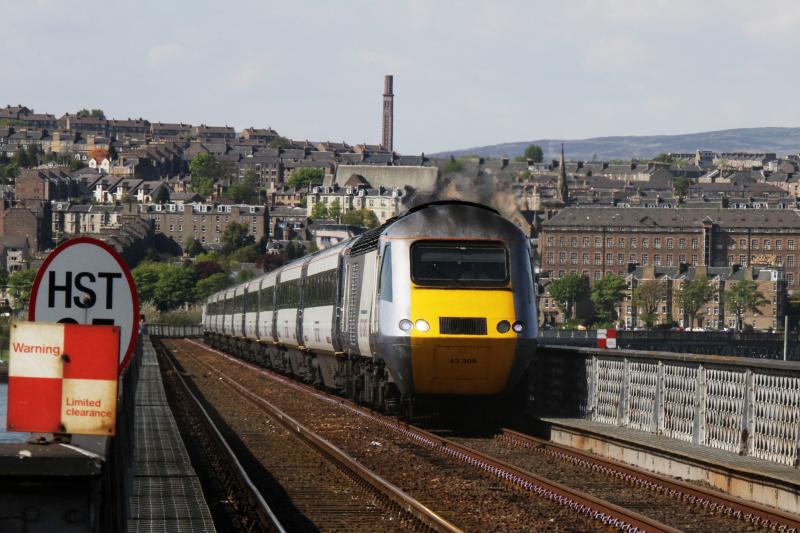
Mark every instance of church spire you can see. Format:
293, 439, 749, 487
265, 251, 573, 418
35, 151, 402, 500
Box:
557, 143, 569, 204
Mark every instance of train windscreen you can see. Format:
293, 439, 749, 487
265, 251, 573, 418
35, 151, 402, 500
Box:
411, 241, 508, 287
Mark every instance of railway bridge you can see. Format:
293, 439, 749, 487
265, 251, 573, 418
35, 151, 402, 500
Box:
0, 326, 798, 531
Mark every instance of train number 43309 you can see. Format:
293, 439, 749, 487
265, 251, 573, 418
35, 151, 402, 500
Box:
449, 357, 477, 365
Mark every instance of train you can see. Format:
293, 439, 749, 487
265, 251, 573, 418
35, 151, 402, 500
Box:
203, 200, 538, 415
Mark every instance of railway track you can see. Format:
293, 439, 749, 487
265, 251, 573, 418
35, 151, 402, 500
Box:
167, 338, 693, 531
178, 337, 800, 532
156, 339, 459, 532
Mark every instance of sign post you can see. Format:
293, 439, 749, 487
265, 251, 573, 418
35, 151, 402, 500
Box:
29, 237, 139, 373
7, 322, 120, 435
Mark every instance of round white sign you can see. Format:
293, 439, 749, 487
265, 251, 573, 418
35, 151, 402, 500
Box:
29, 237, 140, 372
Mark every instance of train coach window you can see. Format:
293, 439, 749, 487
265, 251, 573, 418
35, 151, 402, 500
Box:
246, 289, 259, 312
411, 241, 508, 288
260, 285, 274, 311
379, 246, 392, 302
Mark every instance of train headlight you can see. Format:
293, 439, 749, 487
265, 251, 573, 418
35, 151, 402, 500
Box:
512, 321, 525, 333
496, 320, 511, 333
399, 319, 413, 332
415, 319, 430, 332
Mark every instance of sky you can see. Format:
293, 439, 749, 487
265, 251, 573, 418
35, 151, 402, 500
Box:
2, 0, 799, 155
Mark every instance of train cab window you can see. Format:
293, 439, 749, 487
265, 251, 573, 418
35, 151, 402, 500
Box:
411, 241, 508, 288
379, 246, 392, 302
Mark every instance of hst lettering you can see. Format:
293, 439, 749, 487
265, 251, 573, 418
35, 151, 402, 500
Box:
48, 271, 122, 309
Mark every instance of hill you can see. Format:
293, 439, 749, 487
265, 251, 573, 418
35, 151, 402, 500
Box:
432, 127, 800, 161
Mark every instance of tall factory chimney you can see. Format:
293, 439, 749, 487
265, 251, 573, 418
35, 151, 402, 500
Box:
382, 75, 394, 152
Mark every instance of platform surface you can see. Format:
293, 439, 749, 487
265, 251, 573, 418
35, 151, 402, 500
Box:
542, 417, 800, 488
128, 338, 215, 533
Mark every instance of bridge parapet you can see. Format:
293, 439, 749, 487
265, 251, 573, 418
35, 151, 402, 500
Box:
147, 324, 203, 338
532, 347, 800, 467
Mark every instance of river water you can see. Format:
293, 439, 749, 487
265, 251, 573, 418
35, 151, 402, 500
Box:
0, 383, 27, 443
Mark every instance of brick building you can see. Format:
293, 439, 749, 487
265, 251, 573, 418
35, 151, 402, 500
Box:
540, 208, 800, 290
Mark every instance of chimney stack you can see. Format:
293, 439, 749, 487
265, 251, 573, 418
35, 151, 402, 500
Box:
382, 75, 394, 153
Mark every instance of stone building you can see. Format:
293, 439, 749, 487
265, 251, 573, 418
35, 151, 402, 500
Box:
139, 202, 268, 251
306, 180, 405, 224
540, 207, 800, 290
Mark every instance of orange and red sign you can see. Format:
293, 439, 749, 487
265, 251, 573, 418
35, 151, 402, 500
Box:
6, 321, 120, 435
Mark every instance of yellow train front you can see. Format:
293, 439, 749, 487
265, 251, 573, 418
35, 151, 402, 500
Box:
368, 201, 538, 402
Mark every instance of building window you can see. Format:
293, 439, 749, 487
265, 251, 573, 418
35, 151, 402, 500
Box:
618, 238, 625, 247
594, 237, 602, 247
740, 238, 747, 248
654, 254, 661, 266
559, 252, 566, 264
679, 254, 686, 263
789, 240, 795, 251
642, 238, 649, 248
168, 224, 174, 231
546, 236, 554, 246
777, 240, 783, 251
764, 239, 771, 250
641, 253, 648, 266
582, 270, 589, 277
607, 238, 613, 248
630, 238, 637, 248
569, 237, 577, 248
559, 237, 565, 247
789, 255, 795, 267
630, 253, 636, 263
594, 253, 601, 265
752, 239, 759, 251
667, 238, 674, 249
679, 238, 686, 249
654, 238, 661, 249
618, 253, 625, 265
667, 255, 674, 266
727, 255, 733, 266
739, 254, 747, 265
789, 273, 795, 285
582, 253, 589, 265
691, 238, 698, 249
582, 237, 589, 248
594, 271, 601, 280
570, 252, 578, 264
547, 252, 554, 265
692, 255, 698, 265
606, 253, 613, 265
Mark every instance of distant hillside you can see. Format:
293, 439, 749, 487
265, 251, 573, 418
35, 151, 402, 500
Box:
432, 127, 800, 161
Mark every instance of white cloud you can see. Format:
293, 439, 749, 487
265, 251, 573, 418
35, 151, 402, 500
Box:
226, 62, 269, 89
582, 36, 645, 71
146, 44, 184, 67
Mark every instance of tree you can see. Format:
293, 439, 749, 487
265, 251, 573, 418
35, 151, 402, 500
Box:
591, 273, 627, 323
193, 260, 224, 279
287, 167, 324, 188
677, 276, 714, 329
77, 108, 106, 120
189, 153, 232, 195
439, 158, 464, 175
8, 269, 36, 312
193, 272, 230, 301
154, 185, 171, 204
226, 170, 259, 203
184, 237, 205, 257
328, 198, 342, 220
548, 273, 590, 322
652, 153, 675, 164
673, 175, 689, 196
341, 208, 379, 228
724, 279, 769, 331
221, 221, 254, 253
285, 241, 305, 259
153, 266, 196, 310
310, 201, 329, 219
268, 136, 291, 149
632, 280, 666, 329
132, 262, 165, 303
523, 144, 544, 163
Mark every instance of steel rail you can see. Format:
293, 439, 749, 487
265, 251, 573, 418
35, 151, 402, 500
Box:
501, 427, 800, 532
154, 340, 286, 533
177, 340, 462, 533
184, 339, 679, 532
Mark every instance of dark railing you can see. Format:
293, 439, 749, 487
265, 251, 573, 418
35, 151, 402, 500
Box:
539, 329, 800, 360
147, 324, 204, 338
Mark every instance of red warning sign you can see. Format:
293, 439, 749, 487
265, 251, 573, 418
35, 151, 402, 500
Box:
6, 321, 120, 435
